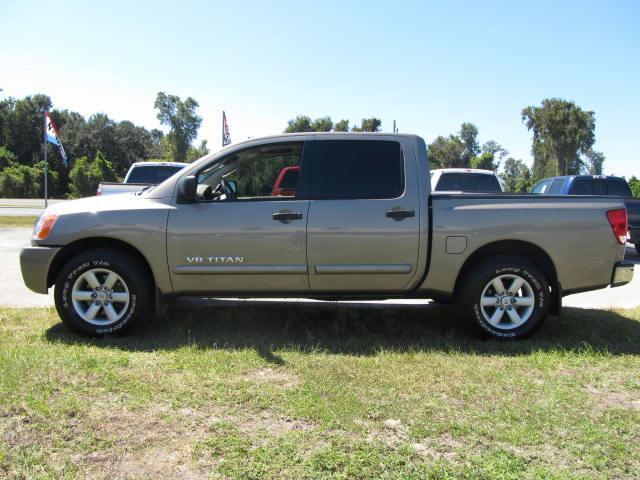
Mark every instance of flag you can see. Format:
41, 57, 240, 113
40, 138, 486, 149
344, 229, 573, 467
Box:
45, 111, 67, 165
222, 111, 232, 146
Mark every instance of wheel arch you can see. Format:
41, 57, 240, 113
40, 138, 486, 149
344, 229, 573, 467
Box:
47, 237, 156, 293
454, 240, 561, 314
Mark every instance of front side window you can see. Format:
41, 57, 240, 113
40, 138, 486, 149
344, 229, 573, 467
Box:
547, 179, 566, 194
311, 140, 403, 199
195, 143, 302, 201
532, 180, 551, 194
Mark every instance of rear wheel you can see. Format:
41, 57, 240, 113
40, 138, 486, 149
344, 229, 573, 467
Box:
459, 255, 549, 339
54, 249, 152, 335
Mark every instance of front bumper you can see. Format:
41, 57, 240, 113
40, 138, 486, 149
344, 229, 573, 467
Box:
611, 261, 634, 288
20, 246, 61, 294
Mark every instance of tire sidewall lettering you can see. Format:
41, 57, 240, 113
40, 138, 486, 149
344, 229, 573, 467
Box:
473, 263, 546, 337
60, 258, 137, 334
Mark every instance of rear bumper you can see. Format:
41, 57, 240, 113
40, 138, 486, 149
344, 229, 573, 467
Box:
611, 261, 634, 288
20, 246, 61, 294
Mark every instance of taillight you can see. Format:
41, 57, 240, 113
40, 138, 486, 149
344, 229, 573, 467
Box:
606, 208, 628, 245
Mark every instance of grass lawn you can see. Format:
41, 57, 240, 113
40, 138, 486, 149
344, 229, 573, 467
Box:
0, 216, 38, 228
1, 302, 639, 479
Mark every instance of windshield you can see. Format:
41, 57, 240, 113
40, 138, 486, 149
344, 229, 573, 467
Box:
126, 165, 186, 184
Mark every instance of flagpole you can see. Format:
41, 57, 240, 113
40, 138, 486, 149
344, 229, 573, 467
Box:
43, 112, 48, 208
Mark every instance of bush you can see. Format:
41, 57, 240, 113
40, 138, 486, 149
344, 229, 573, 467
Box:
629, 176, 640, 198
0, 146, 17, 170
0, 164, 41, 198
68, 151, 116, 198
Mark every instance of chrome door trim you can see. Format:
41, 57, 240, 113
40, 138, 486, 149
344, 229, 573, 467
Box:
314, 264, 413, 275
174, 265, 308, 275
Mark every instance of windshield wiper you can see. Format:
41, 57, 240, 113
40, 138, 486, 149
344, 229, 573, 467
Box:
137, 184, 155, 196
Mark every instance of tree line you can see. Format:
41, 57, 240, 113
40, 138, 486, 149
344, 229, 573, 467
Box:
0, 92, 205, 198
281, 99, 637, 193
1, 94, 637, 198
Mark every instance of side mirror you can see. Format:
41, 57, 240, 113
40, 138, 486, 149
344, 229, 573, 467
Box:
179, 176, 197, 202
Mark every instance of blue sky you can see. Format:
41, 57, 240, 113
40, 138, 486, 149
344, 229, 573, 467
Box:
2, 0, 639, 177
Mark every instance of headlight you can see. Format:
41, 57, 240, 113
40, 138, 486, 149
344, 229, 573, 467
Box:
33, 213, 58, 241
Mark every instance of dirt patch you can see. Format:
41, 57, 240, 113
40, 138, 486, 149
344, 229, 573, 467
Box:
364, 418, 409, 448
586, 386, 640, 411
243, 367, 300, 390
0, 398, 321, 479
238, 409, 314, 438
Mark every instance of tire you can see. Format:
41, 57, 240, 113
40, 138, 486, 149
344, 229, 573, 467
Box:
54, 248, 152, 335
458, 255, 550, 339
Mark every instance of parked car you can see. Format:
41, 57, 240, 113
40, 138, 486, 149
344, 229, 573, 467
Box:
97, 161, 188, 196
21, 134, 633, 339
532, 175, 640, 255
430, 168, 503, 193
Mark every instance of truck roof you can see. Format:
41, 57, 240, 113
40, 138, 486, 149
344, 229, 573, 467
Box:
129, 161, 189, 168
541, 174, 625, 181
431, 168, 496, 175
215, 132, 424, 150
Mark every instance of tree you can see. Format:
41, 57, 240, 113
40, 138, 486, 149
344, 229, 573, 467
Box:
352, 117, 382, 132
334, 119, 350, 132
1, 94, 52, 166
154, 92, 202, 162
0, 146, 17, 170
186, 140, 210, 162
459, 122, 479, 165
481, 140, 508, 160
0, 164, 41, 198
522, 98, 595, 181
68, 151, 116, 198
470, 151, 499, 171
500, 157, 532, 192
311, 116, 333, 132
284, 115, 314, 133
584, 148, 605, 175
629, 176, 640, 198
427, 135, 465, 168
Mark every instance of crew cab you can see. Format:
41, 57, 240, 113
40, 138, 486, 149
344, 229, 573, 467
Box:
430, 168, 503, 193
21, 134, 633, 339
97, 161, 188, 196
532, 175, 640, 255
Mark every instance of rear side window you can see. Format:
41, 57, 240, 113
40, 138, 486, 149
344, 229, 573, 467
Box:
608, 179, 632, 197
435, 173, 501, 192
570, 178, 608, 195
547, 179, 566, 194
127, 165, 184, 184
569, 179, 593, 195
311, 140, 403, 199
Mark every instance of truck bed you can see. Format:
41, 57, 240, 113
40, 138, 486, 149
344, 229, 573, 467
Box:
420, 193, 626, 298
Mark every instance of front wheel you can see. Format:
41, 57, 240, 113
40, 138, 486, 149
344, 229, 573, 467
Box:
54, 248, 152, 335
458, 255, 550, 339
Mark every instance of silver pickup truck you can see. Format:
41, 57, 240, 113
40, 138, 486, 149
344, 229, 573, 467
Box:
20, 133, 634, 339
97, 161, 188, 196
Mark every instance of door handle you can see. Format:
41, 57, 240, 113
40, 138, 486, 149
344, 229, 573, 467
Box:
386, 209, 415, 219
273, 211, 303, 221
